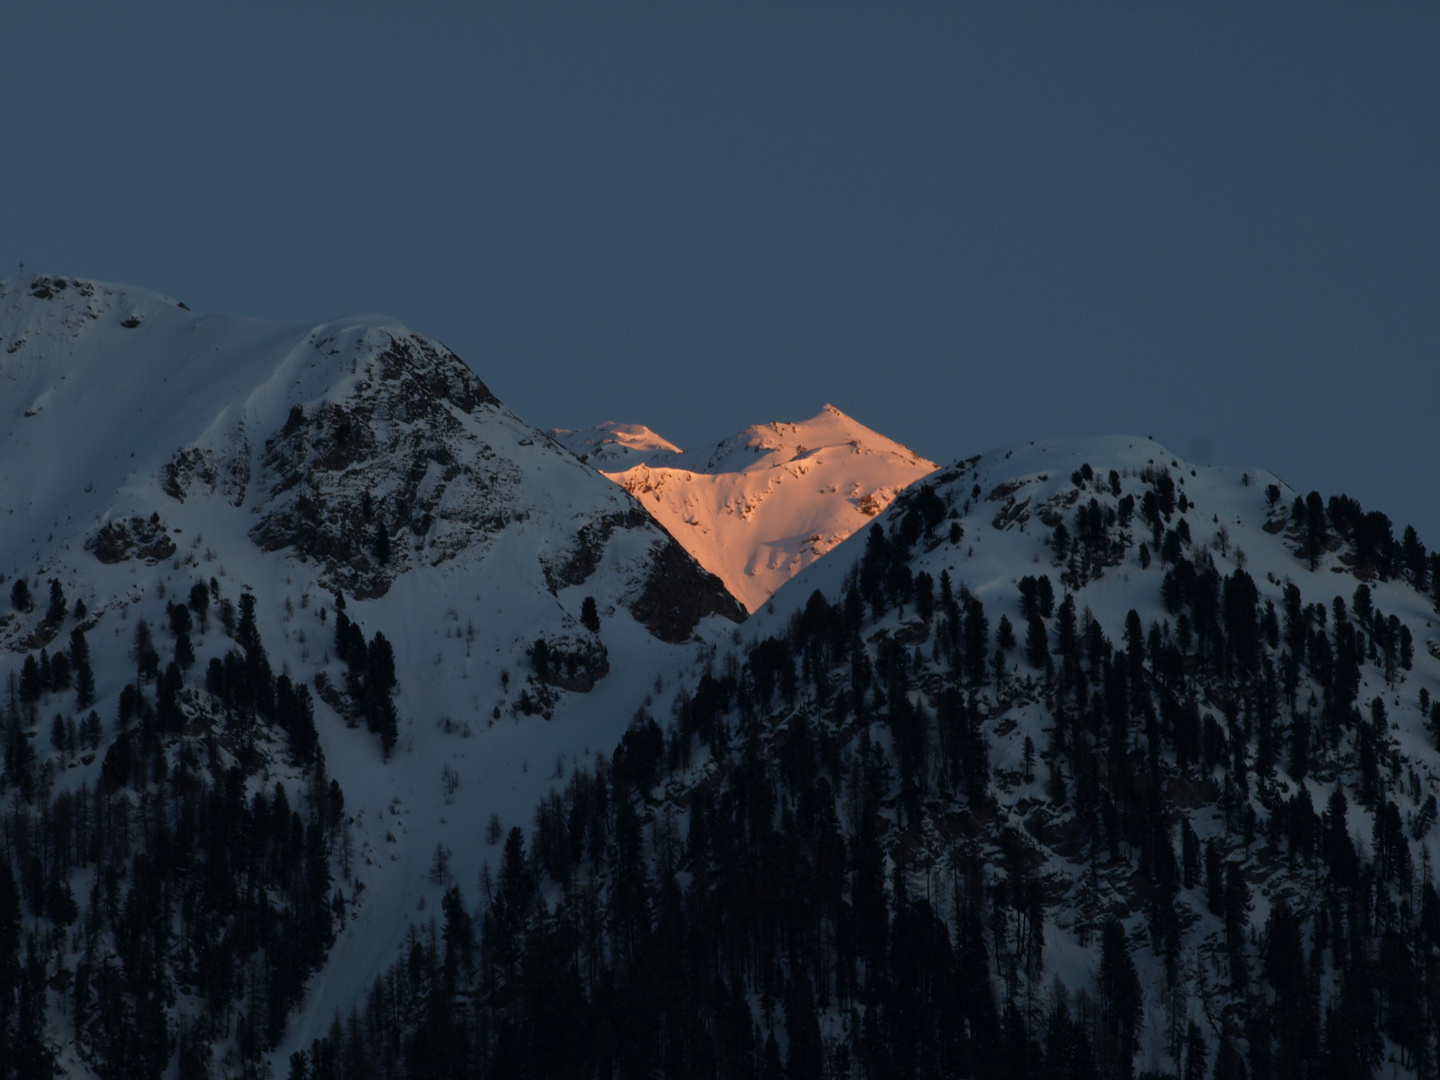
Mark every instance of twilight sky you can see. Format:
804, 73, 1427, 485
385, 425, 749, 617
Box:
4, 6, 1438, 543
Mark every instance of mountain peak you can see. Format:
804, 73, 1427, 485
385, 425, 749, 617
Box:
690, 403, 924, 476
556, 406, 937, 612
550, 421, 682, 469
0, 273, 741, 630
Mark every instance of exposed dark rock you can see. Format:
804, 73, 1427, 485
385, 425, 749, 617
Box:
532, 633, 611, 693
541, 508, 650, 592
373, 334, 499, 414
313, 671, 355, 725
86, 516, 177, 564
18, 610, 66, 652
243, 331, 515, 599
1037, 487, 1080, 527
161, 444, 250, 505
991, 495, 1031, 530
631, 537, 746, 642
986, 478, 1032, 502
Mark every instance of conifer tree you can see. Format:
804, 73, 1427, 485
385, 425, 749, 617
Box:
996, 614, 1016, 651
580, 596, 600, 633
1184, 1020, 1207, 1080
45, 579, 65, 623
1026, 614, 1051, 672
71, 626, 95, 709
1098, 920, 1142, 1075
18, 656, 40, 705
238, 591, 260, 652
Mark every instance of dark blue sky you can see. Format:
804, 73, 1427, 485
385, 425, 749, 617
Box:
6, 6, 1438, 543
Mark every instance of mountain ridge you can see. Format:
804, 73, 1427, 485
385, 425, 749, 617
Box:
0, 273, 743, 631
290, 428, 1440, 1080
554, 403, 937, 612
5, 274, 1440, 1079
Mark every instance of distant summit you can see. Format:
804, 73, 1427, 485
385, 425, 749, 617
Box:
555, 404, 937, 612
550, 421, 682, 469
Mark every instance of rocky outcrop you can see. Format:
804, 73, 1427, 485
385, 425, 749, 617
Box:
540, 508, 650, 593
630, 537, 747, 642
532, 633, 611, 693
237, 330, 511, 598
86, 515, 177, 564
161, 443, 251, 506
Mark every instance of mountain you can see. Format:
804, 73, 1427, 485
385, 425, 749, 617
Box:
554, 404, 937, 613
0, 274, 741, 634
0, 274, 743, 1077
9, 272, 1440, 1080
316, 434, 1440, 1080
550, 421, 683, 469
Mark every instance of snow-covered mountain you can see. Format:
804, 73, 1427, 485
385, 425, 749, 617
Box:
550, 420, 682, 469
324, 430, 1440, 1080
8, 272, 1440, 1080
0, 274, 744, 1076
637, 434, 1440, 1078
0, 274, 741, 636
554, 405, 937, 613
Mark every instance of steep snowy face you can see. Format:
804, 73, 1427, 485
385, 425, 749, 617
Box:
554, 404, 937, 613
759, 434, 1317, 621
0, 274, 741, 633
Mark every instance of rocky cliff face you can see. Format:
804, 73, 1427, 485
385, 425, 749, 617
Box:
630, 533, 747, 642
